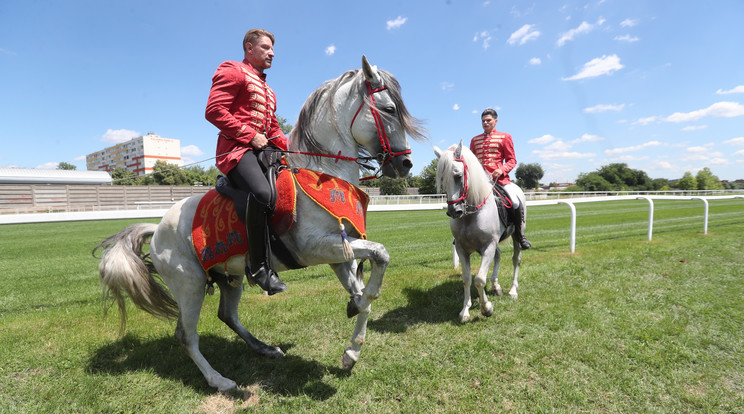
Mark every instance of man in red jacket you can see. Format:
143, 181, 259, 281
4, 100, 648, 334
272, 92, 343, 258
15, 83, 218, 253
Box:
205, 28, 289, 294
469, 108, 531, 250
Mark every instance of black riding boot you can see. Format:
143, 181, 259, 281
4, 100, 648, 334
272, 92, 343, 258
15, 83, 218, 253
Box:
245, 194, 287, 295
512, 205, 532, 250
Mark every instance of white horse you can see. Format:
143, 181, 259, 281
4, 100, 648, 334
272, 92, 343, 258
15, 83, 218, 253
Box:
95, 56, 426, 392
434, 142, 523, 323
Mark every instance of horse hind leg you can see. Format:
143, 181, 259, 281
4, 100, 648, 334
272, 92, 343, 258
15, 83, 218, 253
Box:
508, 242, 521, 299
215, 275, 284, 358
173, 285, 238, 393
490, 244, 503, 297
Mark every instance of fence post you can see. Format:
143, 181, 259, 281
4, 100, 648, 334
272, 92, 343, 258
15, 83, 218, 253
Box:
557, 200, 576, 253
637, 196, 654, 241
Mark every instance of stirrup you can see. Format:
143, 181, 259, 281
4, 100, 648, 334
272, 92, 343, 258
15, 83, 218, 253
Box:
248, 265, 288, 295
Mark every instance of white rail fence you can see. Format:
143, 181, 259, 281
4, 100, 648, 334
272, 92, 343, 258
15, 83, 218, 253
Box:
2, 189, 742, 253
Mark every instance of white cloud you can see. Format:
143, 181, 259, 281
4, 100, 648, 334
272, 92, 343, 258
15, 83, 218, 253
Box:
440, 82, 455, 91
571, 134, 605, 143
686, 145, 708, 153
0, 48, 17, 56
615, 34, 639, 42
620, 18, 639, 27
36, 162, 59, 170
386, 16, 407, 30
734, 149, 744, 157
716, 85, 744, 95
584, 103, 625, 113
665, 101, 744, 122
563, 54, 623, 81
557, 18, 605, 46
101, 128, 140, 144
532, 138, 595, 160
325, 44, 336, 56
181, 145, 205, 165
633, 116, 657, 126
529, 134, 556, 145
529, 57, 541, 65
604, 140, 661, 156
452, 104, 460, 111
724, 137, 744, 146
473, 31, 493, 50
507, 24, 540, 46
681, 125, 707, 131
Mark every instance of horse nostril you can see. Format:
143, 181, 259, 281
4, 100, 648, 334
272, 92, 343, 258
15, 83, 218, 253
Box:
402, 159, 413, 169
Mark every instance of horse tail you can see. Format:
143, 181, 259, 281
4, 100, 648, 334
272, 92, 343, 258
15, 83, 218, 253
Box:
93, 223, 179, 334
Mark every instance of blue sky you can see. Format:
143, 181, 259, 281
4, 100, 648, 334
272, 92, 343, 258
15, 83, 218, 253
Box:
1, 0, 743, 184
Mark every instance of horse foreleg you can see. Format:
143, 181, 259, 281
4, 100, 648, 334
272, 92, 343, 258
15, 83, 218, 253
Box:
338, 239, 388, 370
174, 289, 238, 393
508, 243, 522, 299
216, 276, 285, 358
455, 244, 473, 323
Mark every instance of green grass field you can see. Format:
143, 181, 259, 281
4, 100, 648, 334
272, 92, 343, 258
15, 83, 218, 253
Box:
1, 199, 743, 413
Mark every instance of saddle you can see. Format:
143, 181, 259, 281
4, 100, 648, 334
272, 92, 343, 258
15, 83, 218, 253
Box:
192, 151, 370, 274
212, 149, 303, 271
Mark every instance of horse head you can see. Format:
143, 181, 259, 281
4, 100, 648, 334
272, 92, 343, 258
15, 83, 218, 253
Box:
290, 56, 426, 184
434, 141, 491, 219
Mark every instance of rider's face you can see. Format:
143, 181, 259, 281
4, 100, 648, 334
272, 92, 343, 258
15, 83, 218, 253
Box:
244, 35, 274, 72
481, 115, 496, 134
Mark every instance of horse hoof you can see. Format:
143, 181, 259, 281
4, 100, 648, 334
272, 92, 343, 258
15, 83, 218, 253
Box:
216, 379, 238, 394
260, 345, 285, 358
493, 286, 503, 296
346, 295, 361, 318
341, 351, 357, 371
482, 302, 494, 317
459, 314, 470, 323
508, 291, 518, 300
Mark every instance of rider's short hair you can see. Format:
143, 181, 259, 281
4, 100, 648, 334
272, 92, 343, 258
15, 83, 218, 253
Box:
243, 29, 275, 52
481, 108, 498, 119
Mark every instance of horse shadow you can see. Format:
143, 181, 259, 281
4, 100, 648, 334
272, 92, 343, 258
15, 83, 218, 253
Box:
368, 276, 493, 333
86, 334, 344, 399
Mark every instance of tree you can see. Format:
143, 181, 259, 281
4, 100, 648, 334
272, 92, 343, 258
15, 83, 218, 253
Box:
277, 115, 292, 135
152, 160, 190, 186
417, 158, 439, 194
57, 162, 76, 170
695, 167, 723, 190
677, 171, 697, 190
111, 167, 139, 185
378, 177, 407, 195
514, 163, 544, 190
576, 172, 614, 191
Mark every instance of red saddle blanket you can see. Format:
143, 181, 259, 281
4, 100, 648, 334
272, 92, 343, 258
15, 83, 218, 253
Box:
191, 168, 369, 272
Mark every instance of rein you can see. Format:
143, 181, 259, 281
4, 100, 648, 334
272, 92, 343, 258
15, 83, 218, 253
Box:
448, 152, 492, 214
350, 80, 412, 180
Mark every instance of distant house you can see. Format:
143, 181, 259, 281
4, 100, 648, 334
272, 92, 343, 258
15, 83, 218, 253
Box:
0, 168, 112, 185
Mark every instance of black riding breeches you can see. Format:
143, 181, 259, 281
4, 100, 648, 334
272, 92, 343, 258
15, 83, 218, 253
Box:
227, 150, 271, 206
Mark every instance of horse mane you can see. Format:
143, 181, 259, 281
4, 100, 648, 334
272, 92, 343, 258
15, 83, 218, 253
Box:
437, 144, 493, 205
290, 68, 428, 156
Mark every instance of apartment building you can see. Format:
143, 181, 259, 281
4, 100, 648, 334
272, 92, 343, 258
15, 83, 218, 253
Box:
86, 133, 182, 176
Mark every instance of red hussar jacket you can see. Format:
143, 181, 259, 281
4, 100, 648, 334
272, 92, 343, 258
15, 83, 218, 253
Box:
205, 59, 288, 175
469, 129, 517, 186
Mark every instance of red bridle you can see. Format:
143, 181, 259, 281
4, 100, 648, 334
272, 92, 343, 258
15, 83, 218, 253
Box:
350, 81, 411, 177
447, 153, 489, 213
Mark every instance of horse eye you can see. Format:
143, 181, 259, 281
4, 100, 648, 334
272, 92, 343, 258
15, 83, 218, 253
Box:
381, 106, 396, 115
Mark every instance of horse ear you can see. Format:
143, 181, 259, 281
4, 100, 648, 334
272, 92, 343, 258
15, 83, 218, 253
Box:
433, 146, 443, 159
362, 55, 380, 84
455, 141, 463, 158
